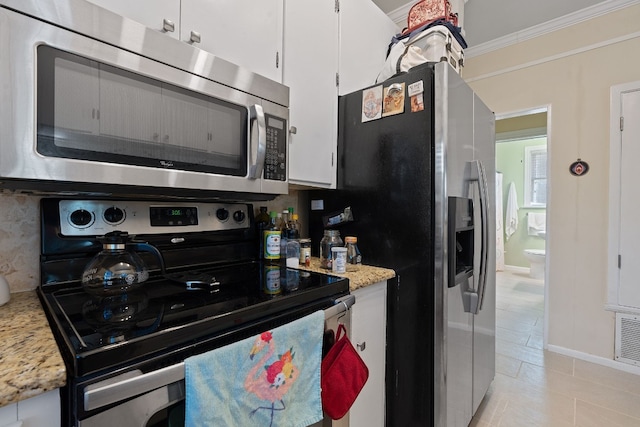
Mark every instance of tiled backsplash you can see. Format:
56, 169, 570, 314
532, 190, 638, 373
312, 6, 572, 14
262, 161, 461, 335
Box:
0, 191, 304, 293
0, 192, 41, 292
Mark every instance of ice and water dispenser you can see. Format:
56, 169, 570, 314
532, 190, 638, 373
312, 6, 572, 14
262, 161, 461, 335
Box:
448, 197, 475, 289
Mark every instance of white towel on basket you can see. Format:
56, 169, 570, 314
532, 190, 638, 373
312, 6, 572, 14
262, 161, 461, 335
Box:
505, 182, 519, 241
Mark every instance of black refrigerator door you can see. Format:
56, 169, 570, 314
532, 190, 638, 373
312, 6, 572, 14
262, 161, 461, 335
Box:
307, 63, 438, 426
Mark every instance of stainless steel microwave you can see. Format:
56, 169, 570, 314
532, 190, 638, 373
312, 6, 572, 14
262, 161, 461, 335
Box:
0, 0, 289, 199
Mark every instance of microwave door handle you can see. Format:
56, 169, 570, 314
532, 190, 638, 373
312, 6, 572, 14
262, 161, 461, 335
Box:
249, 104, 267, 179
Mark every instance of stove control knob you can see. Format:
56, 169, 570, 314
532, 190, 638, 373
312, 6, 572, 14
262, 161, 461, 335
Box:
103, 207, 125, 224
69, 209, 94, 228
216, 208, 229, 222
233, 210, 246, 223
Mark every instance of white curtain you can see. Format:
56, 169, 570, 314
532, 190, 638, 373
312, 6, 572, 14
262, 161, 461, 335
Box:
495, 172, 505, 271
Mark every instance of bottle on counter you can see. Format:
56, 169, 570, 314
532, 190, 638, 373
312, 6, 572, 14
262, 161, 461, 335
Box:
279, 209, 289, 259
299, 238, 311, 267
345, 236, 362, 271
255, 206, 270, 260
320, 229, 343, 270
263, 211, 281, 263
288, 213, 301, 239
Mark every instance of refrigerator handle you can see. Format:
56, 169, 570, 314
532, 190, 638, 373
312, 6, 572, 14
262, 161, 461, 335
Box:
465, 160, 489, 315
471, 160, 490, 313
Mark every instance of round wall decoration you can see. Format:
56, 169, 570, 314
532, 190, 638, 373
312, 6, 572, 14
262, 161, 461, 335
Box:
570, 159, 589, 176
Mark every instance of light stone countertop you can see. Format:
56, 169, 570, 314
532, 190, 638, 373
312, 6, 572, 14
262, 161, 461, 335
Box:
296, 257, 396, 291
0, 259, 394, 408
0, 291, 66, 407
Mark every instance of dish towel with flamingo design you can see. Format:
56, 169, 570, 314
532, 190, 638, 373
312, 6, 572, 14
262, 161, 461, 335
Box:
184, 310, 324, 427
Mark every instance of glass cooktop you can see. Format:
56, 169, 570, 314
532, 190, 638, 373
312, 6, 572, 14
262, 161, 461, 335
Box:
39, 261, 348, 376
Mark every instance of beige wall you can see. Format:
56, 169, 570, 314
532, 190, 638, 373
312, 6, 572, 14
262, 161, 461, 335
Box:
462, 4, 640, 359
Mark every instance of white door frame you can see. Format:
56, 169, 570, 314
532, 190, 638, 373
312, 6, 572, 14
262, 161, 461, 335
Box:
607, 80, 640, 314
495, 105, 551, 349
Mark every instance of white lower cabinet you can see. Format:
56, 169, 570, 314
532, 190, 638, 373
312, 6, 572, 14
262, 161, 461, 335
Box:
0, 390, 61, 427
348, 281, 387, 427
17, 389, 60, 427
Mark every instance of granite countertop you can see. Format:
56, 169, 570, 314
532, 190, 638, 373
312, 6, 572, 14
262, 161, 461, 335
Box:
296, 257, 395, 291
0, 292, 66, 407
0, 259, 393, 408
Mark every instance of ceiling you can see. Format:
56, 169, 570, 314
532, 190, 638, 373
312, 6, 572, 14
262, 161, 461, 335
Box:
372, 0, 607, 47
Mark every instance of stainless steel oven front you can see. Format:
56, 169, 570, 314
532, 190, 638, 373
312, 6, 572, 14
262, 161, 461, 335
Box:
0, 0, 288, 198
76, 296, 353, 427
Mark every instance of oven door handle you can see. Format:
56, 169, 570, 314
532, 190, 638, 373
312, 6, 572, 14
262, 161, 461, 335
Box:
83, 294, 355, 412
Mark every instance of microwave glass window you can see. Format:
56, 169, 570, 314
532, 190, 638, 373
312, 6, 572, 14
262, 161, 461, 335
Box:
37, 46, 247, 176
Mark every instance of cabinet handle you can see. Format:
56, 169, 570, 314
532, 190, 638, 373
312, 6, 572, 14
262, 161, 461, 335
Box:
356, 341, 366, 352
164, 135, 170, 142
189, 31, 201, 44
162, 19, 175, 33
289, 126, 297, 135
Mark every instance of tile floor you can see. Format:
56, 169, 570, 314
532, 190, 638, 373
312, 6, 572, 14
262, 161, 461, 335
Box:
470, 270, 640, 427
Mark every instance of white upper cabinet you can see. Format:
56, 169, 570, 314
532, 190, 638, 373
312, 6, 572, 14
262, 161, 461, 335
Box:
284, 0, 339, 188
87, 0, 283, 82
338, 0, 398, 95
180, 0, 283, 82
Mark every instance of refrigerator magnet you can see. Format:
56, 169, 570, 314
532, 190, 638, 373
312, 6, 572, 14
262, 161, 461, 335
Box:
361, 86, 383, 122
382, 83, 405, 117
408, 80, 424, 97
411, 94, 424, 112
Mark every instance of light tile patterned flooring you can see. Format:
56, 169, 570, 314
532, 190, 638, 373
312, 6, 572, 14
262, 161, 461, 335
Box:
470, 270, 640, 426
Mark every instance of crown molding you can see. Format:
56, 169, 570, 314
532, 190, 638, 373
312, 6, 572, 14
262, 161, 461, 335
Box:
387, 2, 413, 29
465, 0, 640, 58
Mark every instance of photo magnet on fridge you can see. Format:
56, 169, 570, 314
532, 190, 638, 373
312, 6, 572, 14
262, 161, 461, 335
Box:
362, 85, 383, 122
408, 80, 424, 112
382, 83, 405, 117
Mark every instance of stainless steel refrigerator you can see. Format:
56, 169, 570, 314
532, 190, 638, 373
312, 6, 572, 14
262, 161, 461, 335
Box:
307, 62, 495, 426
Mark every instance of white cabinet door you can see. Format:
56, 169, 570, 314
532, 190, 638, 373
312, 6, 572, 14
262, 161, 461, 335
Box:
350, 281, 387, 427
18, 390, 60, 427
0, 402, 17, 426
181, 0, 284, 82
284, 0, 339, 188
86, 0, 180, 39
338, 0, 398, 95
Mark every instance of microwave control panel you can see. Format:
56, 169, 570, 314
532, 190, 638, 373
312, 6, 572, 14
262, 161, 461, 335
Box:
264, 114, 287, 181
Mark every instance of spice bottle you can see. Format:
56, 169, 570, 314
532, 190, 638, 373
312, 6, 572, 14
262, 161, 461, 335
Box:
320, 230, 343, 269
345, 236, 362, 271
299, 238, 311, 266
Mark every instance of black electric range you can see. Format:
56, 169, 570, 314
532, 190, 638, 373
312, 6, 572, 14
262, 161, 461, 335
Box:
37, 198, 349, 425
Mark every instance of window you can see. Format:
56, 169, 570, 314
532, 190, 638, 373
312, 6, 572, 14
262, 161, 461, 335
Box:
524, 145, 547, 207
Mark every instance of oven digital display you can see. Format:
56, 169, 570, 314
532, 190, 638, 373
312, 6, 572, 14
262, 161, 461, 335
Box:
150, 206, 198, 226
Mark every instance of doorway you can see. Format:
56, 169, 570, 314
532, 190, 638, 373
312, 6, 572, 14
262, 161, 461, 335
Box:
494, 107, 549, 353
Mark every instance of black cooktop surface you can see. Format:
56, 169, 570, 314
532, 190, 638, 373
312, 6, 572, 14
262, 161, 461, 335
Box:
39, 261, 348, 377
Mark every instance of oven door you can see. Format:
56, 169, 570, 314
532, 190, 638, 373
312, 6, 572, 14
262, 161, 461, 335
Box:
0, 2, 288, 197
78, 295, 354, 427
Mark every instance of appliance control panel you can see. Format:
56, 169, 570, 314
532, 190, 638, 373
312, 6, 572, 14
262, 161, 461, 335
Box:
263, 114, 287, 181
58, 200, 250, 236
